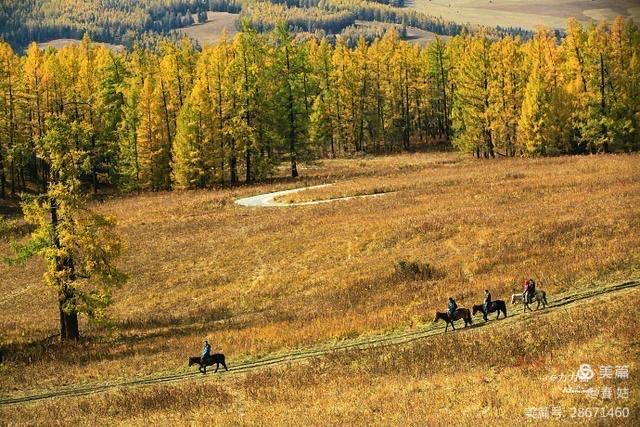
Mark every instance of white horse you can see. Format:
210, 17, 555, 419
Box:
511, 290, 548, 312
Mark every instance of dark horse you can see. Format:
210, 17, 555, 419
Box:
433, 308, 473, 332
188, 354, 228, 374
472, 300, 507, 321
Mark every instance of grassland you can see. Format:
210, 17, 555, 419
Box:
177, 12, 239, 46
407, 0, 640, 30
2, 284, 638, 424
353, 20, 448, 45
1, 152, 639, 423
36, 39, 125, 52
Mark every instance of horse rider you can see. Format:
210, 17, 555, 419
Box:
483, 289, 492, 321
201, 340, 212, 364
523, 279, 536, 304
448, 297, 458, 318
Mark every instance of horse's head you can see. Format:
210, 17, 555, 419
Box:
510, 294, 517, 304
472, 305, 480, 315
433, 312, 443, 323
188, 357, 198, 366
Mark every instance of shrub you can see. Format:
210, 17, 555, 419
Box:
395, 260, 437, 280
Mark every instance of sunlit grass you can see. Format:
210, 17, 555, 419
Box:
0, 152, 638, 395
2, 287, 638, 424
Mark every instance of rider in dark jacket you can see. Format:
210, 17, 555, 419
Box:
448, 297, 458, 318
483, 289, 492, 321
201, 340, 212, 363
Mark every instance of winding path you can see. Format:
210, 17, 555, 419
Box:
235, 184, 390, 207
1, 278, 638, 406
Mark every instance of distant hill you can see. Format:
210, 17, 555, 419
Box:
407, 0, 640, 31
0, 0, 487, 51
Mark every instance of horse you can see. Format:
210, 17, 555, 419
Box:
472, 300, 507, 321
511, 290, 548, 312
188, 353, 228, 374
433, 308, 473, 332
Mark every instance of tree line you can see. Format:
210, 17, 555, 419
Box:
0, 17, 639, 198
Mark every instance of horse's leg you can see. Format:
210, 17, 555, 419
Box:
445, 322, 449, 332
214, 363, 219, 373
451, 321, 456, 331
223, 361, 228, 371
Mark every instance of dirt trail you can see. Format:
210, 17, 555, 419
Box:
1, 278, 637, 406
234, 184, 391, 207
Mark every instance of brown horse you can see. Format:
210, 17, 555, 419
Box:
188, 353, 228, 374
472, 300, 507, 321
433, 308, 473, 332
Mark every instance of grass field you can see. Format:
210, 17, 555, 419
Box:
353, 20, 448, 45
177, 12, 239, 46
407, 0, 640, 30
36, 39, 125, 52
1, 152, 639, 423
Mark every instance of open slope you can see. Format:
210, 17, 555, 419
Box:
1, 152, 639, 420
0, 277, 637, 407
408, 0, 640, 30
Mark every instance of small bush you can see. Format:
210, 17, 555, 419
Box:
395, 260, 437, 280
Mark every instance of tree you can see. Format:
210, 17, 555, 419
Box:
272, 24, 309, 177
426, 36, 451, 142
0, 41, 22, 197
137, 71, 171, 190
9, 115, 126, 340
451, 31, 495, 157
488, 36, 524, 156
518, 27, 571, 154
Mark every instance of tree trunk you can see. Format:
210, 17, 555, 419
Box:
286, 47, 298, 178
438, 46, 449, 142
59, 302, 79, 341
51, 197, 80, 341
159, 78, 173, 190
0, 150, 5, 199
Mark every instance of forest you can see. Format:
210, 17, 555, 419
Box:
0, 0, 523, 51
0, 17, 639, 197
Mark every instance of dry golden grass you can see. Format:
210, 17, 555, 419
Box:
1, 152, 639, 398
2, 287, 638, 425
177, 12, 239, 46
408, 0, 640, 30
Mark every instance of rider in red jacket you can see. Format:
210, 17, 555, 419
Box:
523, 279, 536, 303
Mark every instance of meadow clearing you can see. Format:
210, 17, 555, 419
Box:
177, 12, 240, 46
407, 0, 640, 30
1, 152, 639, 423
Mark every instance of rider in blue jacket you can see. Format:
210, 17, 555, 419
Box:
448, 297, 458, 317
483, 289, 492, 321
201, 340, 212, 363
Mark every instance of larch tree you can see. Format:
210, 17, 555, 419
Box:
451, 31, 495, 157
137, 71, 171, 191
426, 36, 451, 142
10, 115, 126, 341
488, 36, 524, 156
0, 41, 23, 198
273, 24, 309, 177
518, 27, 571, 154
